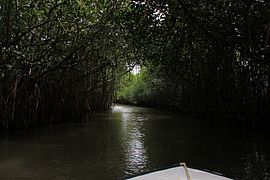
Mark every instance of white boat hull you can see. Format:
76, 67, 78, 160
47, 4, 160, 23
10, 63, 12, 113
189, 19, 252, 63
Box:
127, 166, 233, 180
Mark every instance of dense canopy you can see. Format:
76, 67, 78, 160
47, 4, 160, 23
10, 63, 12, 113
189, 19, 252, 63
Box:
1, 0, 270, 132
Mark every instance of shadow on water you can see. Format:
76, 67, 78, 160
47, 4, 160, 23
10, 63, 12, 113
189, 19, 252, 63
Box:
0, 104, 269, 180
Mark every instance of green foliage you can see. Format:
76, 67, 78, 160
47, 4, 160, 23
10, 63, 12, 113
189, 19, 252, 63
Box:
0, 0, 137, 131
117, 68, 149, 105
1, 0, 270, 131
116, 67, 171, 107
124, 0, 270, 120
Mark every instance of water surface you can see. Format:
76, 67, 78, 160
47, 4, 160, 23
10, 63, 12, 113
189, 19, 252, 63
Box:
0, 104, 269, 179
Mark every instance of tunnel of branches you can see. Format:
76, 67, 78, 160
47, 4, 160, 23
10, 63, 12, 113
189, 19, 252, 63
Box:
1, 0, 270, 132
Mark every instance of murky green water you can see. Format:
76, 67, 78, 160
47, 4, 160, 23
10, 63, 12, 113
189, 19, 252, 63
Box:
0, 104, 269, 179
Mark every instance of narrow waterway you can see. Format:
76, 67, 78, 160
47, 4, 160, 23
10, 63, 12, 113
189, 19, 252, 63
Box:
0, 104, 269, 179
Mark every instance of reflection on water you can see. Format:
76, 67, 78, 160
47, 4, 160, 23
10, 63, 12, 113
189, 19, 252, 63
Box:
113, 106, 148, 175
0, 104, 269, 180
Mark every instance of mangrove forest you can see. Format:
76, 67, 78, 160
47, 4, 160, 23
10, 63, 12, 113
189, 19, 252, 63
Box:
1, 0, 270, 132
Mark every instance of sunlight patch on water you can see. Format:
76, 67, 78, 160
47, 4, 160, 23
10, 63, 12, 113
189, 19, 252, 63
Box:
112, 104, 133, 113
116, 105, 149, 175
